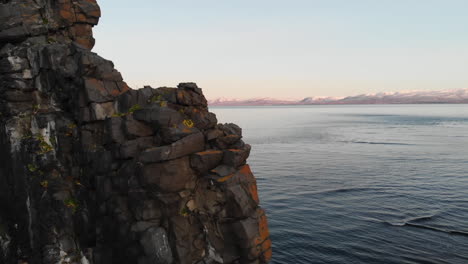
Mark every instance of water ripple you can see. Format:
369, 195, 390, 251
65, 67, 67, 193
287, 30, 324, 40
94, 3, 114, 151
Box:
213, 105, 468, 264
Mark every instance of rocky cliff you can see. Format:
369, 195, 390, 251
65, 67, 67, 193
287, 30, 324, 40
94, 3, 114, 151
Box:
0, 1, 272, 263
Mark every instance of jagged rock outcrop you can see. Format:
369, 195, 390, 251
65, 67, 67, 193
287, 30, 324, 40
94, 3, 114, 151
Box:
0, 1, 272, 263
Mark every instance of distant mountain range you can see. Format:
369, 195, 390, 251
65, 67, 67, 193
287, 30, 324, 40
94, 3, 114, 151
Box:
208, 88, 468, 106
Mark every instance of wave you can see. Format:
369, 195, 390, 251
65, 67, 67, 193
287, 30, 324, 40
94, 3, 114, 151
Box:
404, 223, 468, 237
384, 215, 468, 237
407, 215, 435, 223
384, 214, 437, 226
341, 140, 414, 146
315, 187, 387, 195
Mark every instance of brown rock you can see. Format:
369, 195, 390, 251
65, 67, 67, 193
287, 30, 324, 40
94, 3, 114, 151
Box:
160, 124, 199, 144
70, 24, 95, 49
232, 217, 260, 256
139, 132, 204, 163
256, 209, 273, 263
140, 157, 196, 193
177, 82, 202, 94
223, 165, 259, 217
139, 227, 174, 264
106, 117, 125, 143
118, 136, 154, 159
231, 165, 260, 204
223, 144, 252, 167
131, 199, 163, 221
190, 150, 223, 174
205, 128, 224, 141
210, 165, 235, 176
231, 208, 271, 262
176, 83, 206, 106
183, 106, 218, 130
169, 216, 205, 264
130, 221, 160, 233
0, 56, 28, 73
214, 134, 242, 149
90, 102, 116, 120
124, 115, 153, 139
176, 89, 207, 107
133, 106, 184, 127
225, 184, 257, 218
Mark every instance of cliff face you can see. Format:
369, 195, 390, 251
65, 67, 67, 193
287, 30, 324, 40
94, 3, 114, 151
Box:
0, 1, 272, 263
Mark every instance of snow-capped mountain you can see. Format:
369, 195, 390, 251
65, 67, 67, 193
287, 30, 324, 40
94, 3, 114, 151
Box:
208, 89, 468, 106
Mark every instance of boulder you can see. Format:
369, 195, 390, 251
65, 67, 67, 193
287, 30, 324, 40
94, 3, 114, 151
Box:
117, 136, 154, 159
130, 221, 160, 234
205, 128, 224, 141
90, 102, 116, 120
160, 124, 200, 144
177, 82, 202, 94
211, 123, 243, 149
190, 150, 223, 174
210, 164, 236, 178
222, 165, 259, 218
139, 132, 205, 163
169, 216, 205, 264
219, 123, 242, 137
123, 115, 153, 139
225, 184, 257, 218
223, 144, 251, 167
229, 165, 260, 204
140, 227, 173, 264
0, 56, 28, 73
106, 117, 125, 143
183, 107, 218, 130
176, 89, 208, 107
84, 77, 113, 103
151, 87, 178, 104
140, 157, 196, 193
231, 209, 272, 263
133, 105, 184, 128
131, 199, 162, 221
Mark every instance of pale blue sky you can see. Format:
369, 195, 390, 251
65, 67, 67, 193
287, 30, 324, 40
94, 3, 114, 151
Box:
94, 0, 468, 99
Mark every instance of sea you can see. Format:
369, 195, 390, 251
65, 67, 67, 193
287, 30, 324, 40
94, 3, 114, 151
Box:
212, 104, 468, 264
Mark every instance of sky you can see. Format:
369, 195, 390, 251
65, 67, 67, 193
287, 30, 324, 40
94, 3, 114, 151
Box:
93, 0, 468, 100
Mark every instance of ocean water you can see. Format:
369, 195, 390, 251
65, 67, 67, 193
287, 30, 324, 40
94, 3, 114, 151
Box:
211, 104, 468, 264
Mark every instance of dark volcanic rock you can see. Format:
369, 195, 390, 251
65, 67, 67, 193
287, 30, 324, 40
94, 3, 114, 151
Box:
0, 1, 271, 264
140, 157, 196, 193
140, 227, 173, 264
190, 150, 224, 174
223, 144, 252, 167
139, 132, 205, 163
123, 115, 153, 139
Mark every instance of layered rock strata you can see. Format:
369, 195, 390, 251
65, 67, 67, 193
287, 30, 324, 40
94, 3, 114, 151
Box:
0, 0, 272, 263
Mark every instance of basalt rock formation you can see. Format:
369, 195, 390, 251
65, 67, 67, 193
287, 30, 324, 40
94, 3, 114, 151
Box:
0, 1, 272, 263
